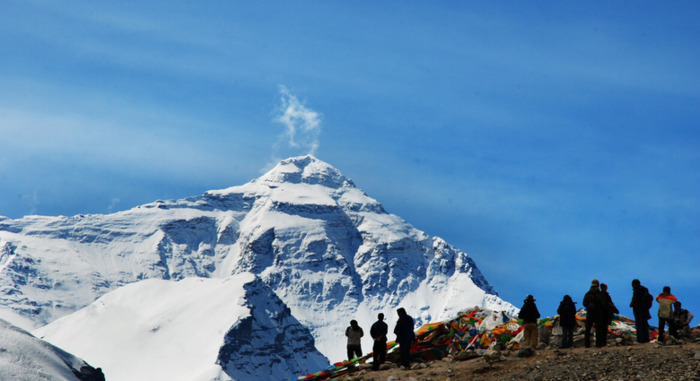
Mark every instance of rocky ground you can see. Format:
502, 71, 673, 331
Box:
338, 340, 700, 381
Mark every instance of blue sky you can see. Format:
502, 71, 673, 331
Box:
1, 1, 699, 321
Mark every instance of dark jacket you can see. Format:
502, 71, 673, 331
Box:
601, 291, 619, 325
557, 296, 577, 329
518, 299, 540, 324
630, 285, 652, 320
370, 320, 388, 342
583, 287, 606, 320
394, 314, 416, 343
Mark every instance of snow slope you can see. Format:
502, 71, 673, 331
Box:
0, 155, 516, 364
35, 273, 328, 381
0, 318, 103, 381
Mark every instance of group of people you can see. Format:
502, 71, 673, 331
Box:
629, 279, 694, 343
344, 307, 416, 370
345, 280, 694, 369
522, 279, 694, 350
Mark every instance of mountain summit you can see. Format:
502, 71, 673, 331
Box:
0, 155, 515, 377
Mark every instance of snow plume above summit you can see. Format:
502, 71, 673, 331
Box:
267, 86, 322, 170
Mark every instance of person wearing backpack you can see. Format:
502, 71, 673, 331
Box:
630, 279, 652, 343
583, 279, 607, 347
393, 307, 416, 369
655, 286, 677, 342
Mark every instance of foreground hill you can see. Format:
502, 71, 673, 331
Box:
35, 273, 327, 381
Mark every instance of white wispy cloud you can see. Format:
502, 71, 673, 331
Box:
264, 86, 322, 171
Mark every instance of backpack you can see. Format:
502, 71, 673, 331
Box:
644, 291, 653, 309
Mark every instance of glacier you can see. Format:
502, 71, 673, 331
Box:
0, 155, 516, 376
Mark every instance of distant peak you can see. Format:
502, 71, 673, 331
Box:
258, 156, 354, 188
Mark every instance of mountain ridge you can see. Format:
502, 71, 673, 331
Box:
0, 155, 516, 371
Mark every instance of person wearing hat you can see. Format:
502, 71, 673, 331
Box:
557, 295, 577, 348
518, 295, 541, 349
583, 279, 607, 347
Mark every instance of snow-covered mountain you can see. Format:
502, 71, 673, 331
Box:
35, 273, 328, 381
0, 318, 103, 381
0, 155, 515, 371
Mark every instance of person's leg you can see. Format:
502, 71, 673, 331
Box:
399, 341, 411, 368
595, 320, 607, 347
523, 323, 537, 348
584, 319, 593, 347
567, 328, 574, 348
372, 341, 382, 369
669, 319, 678, 339
561, 326, 569, 348
636, 315, 649, 343
530, 324, 539, 348
658, 317, 666, 342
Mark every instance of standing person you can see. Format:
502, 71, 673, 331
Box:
630, 279, 652, 343
518, 295, 540, 349
557, 295, 577, 348
345, 320, 364, 360
393, 307, 415, 369
671, 301, 694, 339
583, 279, 606, 348
370, 313, 388, 370
599, 283, 619, 347
655, 286, 677, 342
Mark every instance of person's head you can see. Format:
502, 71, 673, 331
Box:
563, 295, 573, 303
591, 279, 599, 289
632, 279, 640, 288
601, 283, 608, 291
674, 301, 682, 309
524, 295, 535, 303
350, 319, 358, 328
397, 307, 406, 317
663, 286, 671, 293
377, 313, 384, 321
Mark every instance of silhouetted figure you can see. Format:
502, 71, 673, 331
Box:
630, 279, 652, 343
583, 279, 607, 347
345, 319, 364, 360
518, 295, 540, 349
370, 313, 388, 370
599, 283, 618, 347
393, 307, 415, 369
656, 286, 677, 342
557, 295, 577, 348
